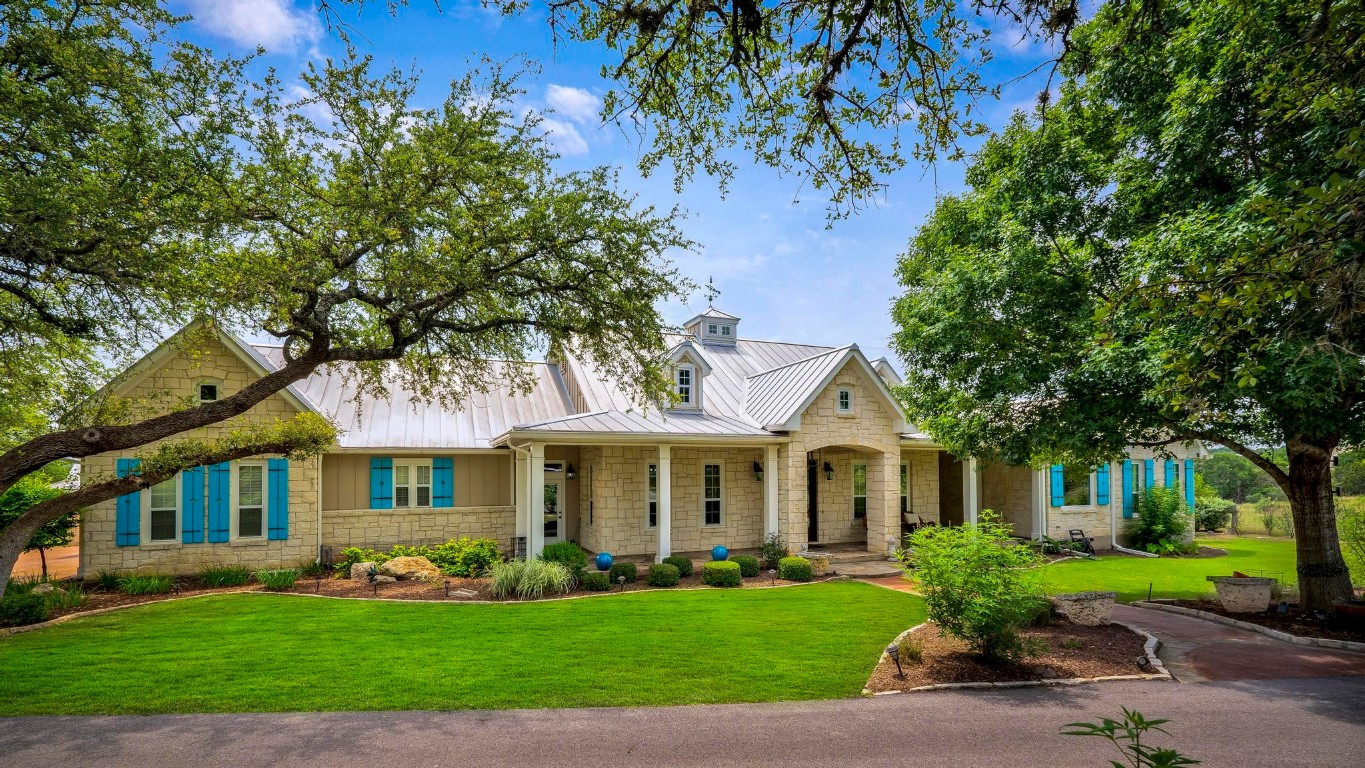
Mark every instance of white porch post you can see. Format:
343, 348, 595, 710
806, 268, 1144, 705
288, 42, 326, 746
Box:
763, 443, 779, 538
657, 444, 672, 562
514, 450, 528, 554
963, 456, 980, 525
529, 443, 546, 557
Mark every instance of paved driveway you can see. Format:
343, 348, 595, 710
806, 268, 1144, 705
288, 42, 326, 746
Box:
1, 677, 1361, 768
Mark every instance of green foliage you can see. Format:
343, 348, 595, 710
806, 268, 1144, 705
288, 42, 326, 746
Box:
118, 574, 174, 595
731, 555, 760, 578
1199, 453, 1282, 503
1126, 489, 1192, 555
0, 592, 49, 626
488, 559, 574, 600
1193, 497, 1233, 533
1062, 708, 1199, 767
199, 566, 252, 588
540, 542, 588, 583
431, 538, 503, 578
608, 562, 637, 585
93, 570, 122, 591
42, 584, 87, 612
1337, 498, 1365, 586
0, 474, 76, 569
701, 561, 742, 587
1257, 501, 1285, 536
647, 563, 680, 587
338, 547, 390, 574
254, 570, 299, 591
897, 637, 924, 666
1336, 450, 1365, 496
662, 555, 693, 577
901, 512, 1043, 664
760, 532, 788, 570
778, 556, 813, 582
580, 572, 611, 592
299, 561, 328, 579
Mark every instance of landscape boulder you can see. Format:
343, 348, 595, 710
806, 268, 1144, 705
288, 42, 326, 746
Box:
350, 561, 378, 581
1050, 591, 1117, 626
379, 555, 442, 581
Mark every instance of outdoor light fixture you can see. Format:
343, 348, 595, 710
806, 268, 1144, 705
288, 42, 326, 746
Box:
768, 569, 777, 584
617, 575, 626, 592
314, 574, 322, 593
886, 643, 904, 679
752, 461, 763, 481
823, 461, 834, 481
444, 579, 451, 597
566, 463, 576, 479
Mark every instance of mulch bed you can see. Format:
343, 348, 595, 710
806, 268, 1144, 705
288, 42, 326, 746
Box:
1170, 546, 1228, 559
865, 619, 1149, 692
1169, 599, 1365, 644
45, 581, 266, 620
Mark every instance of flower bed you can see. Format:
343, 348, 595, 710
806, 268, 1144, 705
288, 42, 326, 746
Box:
1167, 599, 1365, 645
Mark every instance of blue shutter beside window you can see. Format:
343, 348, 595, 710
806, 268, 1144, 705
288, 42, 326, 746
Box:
115, 458, 141, 546
432, 457, 454, 508
1184, 458, 1196, 512
1143, 459, 1154, 491
370, 457, 393, 509
207, 462, 231, 543
1122, 460, 1135, 519
268, 458, 290, 540
1164, 459, 1177, 488
1049, 465, 1064, 507
1095, 463, 1111, 505
181, 466, 205, 544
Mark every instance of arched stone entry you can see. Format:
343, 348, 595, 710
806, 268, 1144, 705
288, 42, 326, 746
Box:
781, 440, 898, 555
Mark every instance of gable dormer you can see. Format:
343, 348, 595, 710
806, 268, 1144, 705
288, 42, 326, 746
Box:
683, 307, 740, 347
665, 339, 713, 410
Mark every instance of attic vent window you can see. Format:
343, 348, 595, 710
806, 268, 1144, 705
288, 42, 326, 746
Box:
199, 384, 219, 402
837, 388, 853, 413
721, 325, 731, 336
708, 323, 718, 334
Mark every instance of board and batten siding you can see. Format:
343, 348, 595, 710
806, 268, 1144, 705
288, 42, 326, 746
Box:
320, 453, 512, 510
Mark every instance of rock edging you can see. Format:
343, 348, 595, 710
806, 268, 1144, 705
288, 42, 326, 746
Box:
1132, 601, 1365, 653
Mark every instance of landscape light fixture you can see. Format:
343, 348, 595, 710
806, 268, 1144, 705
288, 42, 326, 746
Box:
444, 579, 451, 597
886, 644, 904, 679
752, 461, 763, 481
768, 569, 777, 584
314, 574, 322, 593
618, 575, 626, 592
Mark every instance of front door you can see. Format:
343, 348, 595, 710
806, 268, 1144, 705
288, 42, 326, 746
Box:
543, 480, 562, 544
807, 461, 819, 543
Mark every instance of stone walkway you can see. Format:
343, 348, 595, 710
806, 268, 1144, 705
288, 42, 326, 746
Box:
1115, 604, 1365, 682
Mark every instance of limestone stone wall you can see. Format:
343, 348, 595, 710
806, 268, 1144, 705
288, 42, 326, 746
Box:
900, 450, 941, 524
320, 506, 516, 552
80, 334, 319, 576
981, 463, 1036, 536
1046, 506, 1113, 550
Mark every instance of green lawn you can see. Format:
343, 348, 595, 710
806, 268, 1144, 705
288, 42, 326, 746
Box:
0, 581, 924, 716
1041, 536, 1297, 602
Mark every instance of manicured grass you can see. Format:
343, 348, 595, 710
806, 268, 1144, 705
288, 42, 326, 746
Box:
0, 581, 924, 716
1041, 536, 1297, 603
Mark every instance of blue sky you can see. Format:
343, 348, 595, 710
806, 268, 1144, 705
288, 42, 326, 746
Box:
171, 1, 1055, 365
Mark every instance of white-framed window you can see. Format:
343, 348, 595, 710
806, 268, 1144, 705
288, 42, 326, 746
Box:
235, 462, 266, 538
852, 463, 868, 519
837, 388, 853, 413
900, 463, 910, 514
707, 323, 718, 334
393, 460, 433, 508
675, 365, 694, 406
647, 464, 658, 528
1062, 465, 1091, 506
703, 463, 722, 525
197, 382, 220, 403
146, 476, 179, 542
720, 325, 731, 336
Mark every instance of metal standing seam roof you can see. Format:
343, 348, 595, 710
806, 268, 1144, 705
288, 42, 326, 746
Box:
510, 409, 771, 437
743, 346, 856, 428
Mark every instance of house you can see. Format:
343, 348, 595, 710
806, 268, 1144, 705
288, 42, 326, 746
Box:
78, 307, 1202, 576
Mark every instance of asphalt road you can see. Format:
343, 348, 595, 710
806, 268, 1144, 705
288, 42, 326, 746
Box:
2, 677, 1361, 768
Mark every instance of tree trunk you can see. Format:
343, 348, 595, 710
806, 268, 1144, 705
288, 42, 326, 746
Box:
39, 547, 47, 580
0, 508, 50, 598
1285, 437, 1354, 611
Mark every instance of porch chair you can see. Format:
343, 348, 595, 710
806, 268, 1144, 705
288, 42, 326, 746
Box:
1067, 529, 1096, 556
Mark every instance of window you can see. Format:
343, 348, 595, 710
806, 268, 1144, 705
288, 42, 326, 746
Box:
148, 478, 177, 542
853, 463, 868, 519
393, 460, 433, 508
647, 464, 658, 528
237, 463, 264, 538
198, 383, 219, 402
900, 463, 910, 514
703, 464, 722, 525
720, 325, 731, 336
675, 366, 693, 406
1062, 465, 1091, 506
837, 388, 853, 413
707, 323, 718, 334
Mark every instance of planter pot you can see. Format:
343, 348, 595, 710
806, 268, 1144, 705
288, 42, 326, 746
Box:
1050, 591, 1117, 626
1207, 576, 1275, 613
797, 552, 831, 577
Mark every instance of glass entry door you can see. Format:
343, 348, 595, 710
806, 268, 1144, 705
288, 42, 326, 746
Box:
543, 479, 562, 544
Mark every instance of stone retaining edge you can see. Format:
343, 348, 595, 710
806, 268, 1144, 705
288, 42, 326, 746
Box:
1131, 601, 1365, 653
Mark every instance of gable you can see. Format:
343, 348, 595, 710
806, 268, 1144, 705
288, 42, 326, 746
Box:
794, 357, 905, 432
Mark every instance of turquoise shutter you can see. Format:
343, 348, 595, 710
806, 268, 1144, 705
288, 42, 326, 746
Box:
207, 461, 231, 543
1122, 460, 1135, 518
181, 466, 205, 543
370, 457, 393, 509
1095, 463, 1111, 505
267, 458, 290, 540
1164, 459, 1177, 488
1049, 465, 1064, 507
115, 458, 141, 546
1184, 458, 1196, 512
432, 457, 454, 508
1143, 459, 1154, 491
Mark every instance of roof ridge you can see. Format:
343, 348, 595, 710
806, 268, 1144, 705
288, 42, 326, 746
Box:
745, 344, 855, 380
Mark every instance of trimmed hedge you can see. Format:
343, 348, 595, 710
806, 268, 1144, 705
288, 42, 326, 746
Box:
581, 572, 611, 591
0, 592, 49, 627
608, 561, 638, 584
778, 556, 813, 582
647, 563, 681, 587
731, 554, 760, 577
701, 560, 742, 587
662, 555, 694, 577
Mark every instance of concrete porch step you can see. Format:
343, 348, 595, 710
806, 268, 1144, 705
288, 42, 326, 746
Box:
828, 559, 904, 578
801, 548, 882, 564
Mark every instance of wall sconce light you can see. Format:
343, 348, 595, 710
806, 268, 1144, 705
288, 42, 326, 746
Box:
752, 461, 763, 481
566, 463, 576, 479
823, 461, 834, 481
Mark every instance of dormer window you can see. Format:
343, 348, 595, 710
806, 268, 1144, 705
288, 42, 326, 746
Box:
676, 365, 694, 407
708, 323, 718, 334
720, 325, 731, 336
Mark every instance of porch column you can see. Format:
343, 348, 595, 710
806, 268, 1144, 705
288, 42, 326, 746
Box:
657, 444, 672, 562
963, 456, 980, 525
529, 443, 546, 557
514, 450, 528, 552
763, 443, 779, 538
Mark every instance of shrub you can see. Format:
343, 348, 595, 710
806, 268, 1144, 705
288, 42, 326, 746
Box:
430, 537, 503, 577
609, 561, 637, 584
255, 569, 299, 590
299, 560, 329, 578
540, 541, 588, 583
118, 574, 175, 595
701, 560, 742, 587
199, 565, 252, 587
1194, 496, 1234, 532
0, 592, 49, 626
760, 531, 788, 569
903, 510, 1044, 665
731, 554, 760, 577
1339, 497, 1365, 586
488, 559, 574, 599
647, 563, 680, 587
581, 571, 611, 591
338, 546, 390, 574
778, 556, 813, 582
1126, 488, 1191, 554
43, 584, 87, 611
662, 555, 693, 577
94, 570, 122, 590
897, 637, 924, 666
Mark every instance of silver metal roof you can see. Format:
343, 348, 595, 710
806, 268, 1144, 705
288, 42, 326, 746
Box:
511, 409, 771, 437
744, 346, 855, 428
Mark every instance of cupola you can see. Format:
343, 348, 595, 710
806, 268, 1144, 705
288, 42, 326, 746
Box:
683, 307, 740, 347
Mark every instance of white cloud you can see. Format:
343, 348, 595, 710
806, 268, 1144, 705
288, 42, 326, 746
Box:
182, 0, 321, 51
545, 84, 601, 124
538, 116, 589, 155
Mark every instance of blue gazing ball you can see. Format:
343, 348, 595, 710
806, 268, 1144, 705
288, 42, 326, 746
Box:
711, 545, 729, 561
595, 552, 614, 571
